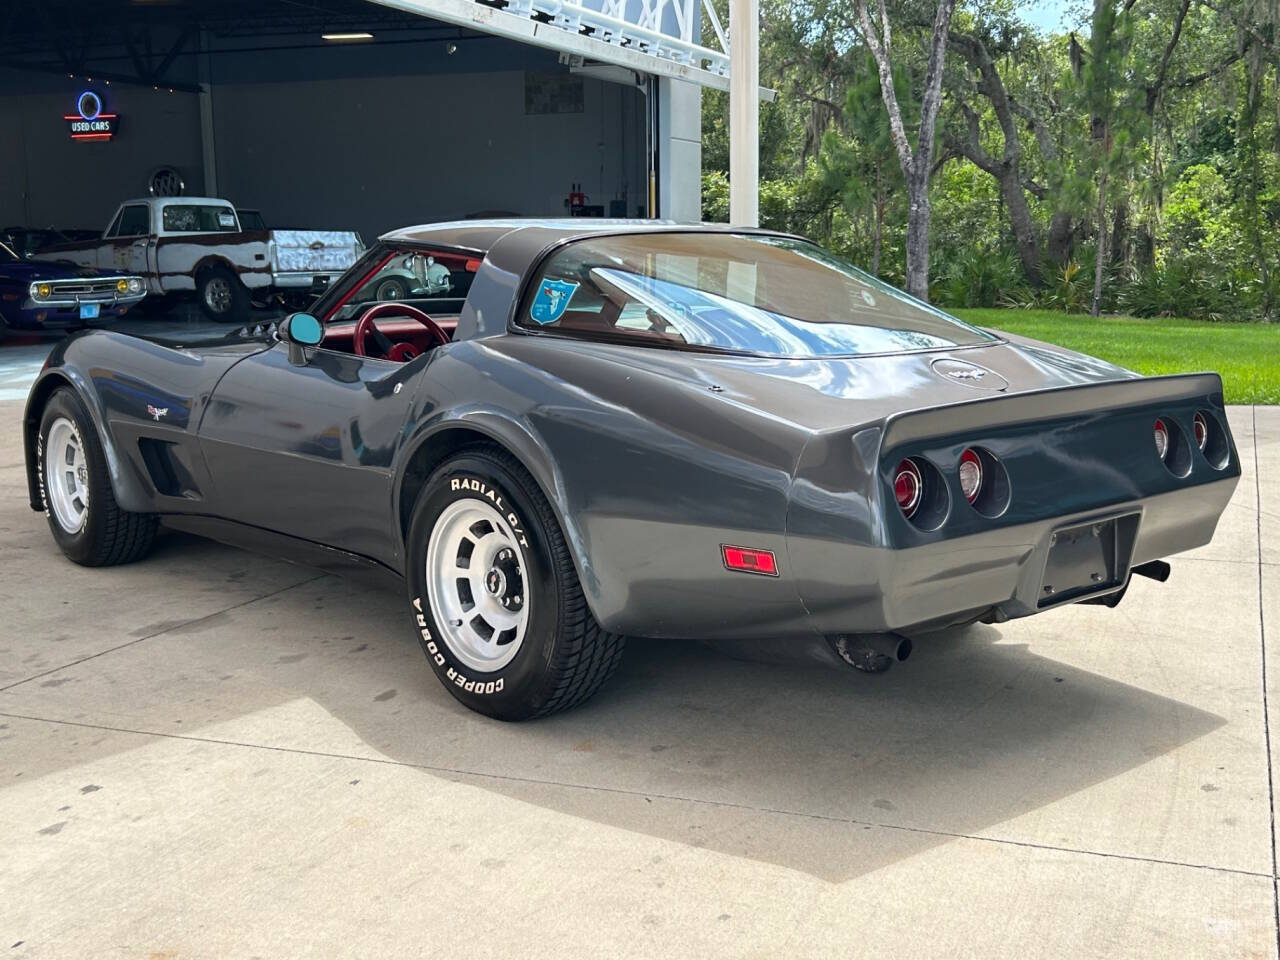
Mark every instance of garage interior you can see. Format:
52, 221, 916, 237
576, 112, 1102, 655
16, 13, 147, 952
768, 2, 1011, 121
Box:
0, 0, 685, 244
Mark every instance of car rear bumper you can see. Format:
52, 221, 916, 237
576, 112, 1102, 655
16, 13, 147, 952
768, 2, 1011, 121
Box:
796, 475, 1237, 635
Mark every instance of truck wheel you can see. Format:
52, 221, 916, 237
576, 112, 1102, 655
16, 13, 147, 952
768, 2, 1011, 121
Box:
197, 265, 249, 323
38, 388, 157, 566
405, 444, 626, 721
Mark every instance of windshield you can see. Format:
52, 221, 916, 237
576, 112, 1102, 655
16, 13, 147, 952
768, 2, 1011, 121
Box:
518, 233, 998, 357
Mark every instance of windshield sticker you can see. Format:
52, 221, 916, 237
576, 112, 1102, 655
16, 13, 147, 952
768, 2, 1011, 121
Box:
530, 278, 579, 325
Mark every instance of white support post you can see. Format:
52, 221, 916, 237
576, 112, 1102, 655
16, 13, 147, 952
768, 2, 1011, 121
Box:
198, 30, 218, 196
728, 0, 758, 227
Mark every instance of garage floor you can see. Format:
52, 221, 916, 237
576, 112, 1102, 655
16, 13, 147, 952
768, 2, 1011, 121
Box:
1, 364, 1276, 957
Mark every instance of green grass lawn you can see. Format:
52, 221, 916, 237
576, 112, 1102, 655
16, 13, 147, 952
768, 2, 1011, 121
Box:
953, 308, 1280, 405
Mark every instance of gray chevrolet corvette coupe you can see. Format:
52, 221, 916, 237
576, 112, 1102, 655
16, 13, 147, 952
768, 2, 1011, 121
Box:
23, 221, 1239, 719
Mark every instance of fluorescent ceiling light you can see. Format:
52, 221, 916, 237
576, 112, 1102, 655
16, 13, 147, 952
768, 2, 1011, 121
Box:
322, 31, 374, 41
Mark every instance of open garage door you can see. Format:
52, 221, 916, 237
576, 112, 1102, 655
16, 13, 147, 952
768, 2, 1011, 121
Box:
0, 0, 691, 247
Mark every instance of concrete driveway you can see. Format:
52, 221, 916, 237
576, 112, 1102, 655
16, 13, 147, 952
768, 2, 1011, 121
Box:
1, 389, 1276, 958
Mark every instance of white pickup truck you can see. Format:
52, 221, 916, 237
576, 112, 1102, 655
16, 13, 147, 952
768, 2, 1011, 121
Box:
43, 197, 363, 321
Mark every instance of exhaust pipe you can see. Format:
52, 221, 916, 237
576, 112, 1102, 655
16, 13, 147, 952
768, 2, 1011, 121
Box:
1131, 560, 1172, 583
827, 632, 912, 674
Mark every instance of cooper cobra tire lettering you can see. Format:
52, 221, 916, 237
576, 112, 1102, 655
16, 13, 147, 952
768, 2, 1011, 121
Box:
406, 445, 624, 720
410, 595, 502, 690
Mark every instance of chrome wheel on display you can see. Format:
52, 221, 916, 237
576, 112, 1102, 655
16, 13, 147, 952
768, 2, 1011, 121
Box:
425, 499, 531, 673
45, 416, 88, 534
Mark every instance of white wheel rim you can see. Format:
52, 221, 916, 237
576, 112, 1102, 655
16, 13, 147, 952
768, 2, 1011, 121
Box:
46, 417, 88, 534
425, 498, 531, 673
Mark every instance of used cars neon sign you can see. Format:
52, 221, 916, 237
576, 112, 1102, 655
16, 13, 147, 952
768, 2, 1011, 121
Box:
65, 91, 119, 141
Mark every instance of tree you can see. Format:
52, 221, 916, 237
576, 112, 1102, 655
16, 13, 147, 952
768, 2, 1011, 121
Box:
819, 57, 911, 276
1080, 0, 1135, 315
854, 0, 958, 299
943, 26, 1047, 285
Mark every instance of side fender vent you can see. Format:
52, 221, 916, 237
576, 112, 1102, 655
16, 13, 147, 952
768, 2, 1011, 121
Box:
137, 437, 199, 499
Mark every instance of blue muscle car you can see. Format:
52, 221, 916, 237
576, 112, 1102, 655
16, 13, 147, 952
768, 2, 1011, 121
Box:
0, 240, 145, 337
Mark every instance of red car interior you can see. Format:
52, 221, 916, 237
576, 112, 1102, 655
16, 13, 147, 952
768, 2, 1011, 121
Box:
319, 248, 474, 362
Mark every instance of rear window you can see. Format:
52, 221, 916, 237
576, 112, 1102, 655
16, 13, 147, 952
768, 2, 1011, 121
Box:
162, 204, 238, 233
518, 233, 998, 357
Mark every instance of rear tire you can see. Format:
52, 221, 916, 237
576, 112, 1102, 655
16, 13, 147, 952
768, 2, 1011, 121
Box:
37, 388, 157, 566
405, 444, 625, 720
197, 265, 249, 323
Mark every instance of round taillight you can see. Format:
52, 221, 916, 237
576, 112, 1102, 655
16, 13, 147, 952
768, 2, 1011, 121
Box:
1193, 412, 1207, 451
958, 448, 983, 504
1154, 419, 1169, 461
893, 459, 922, 518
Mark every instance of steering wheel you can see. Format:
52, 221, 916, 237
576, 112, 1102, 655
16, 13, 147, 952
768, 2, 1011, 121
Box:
352, 302, 450, 362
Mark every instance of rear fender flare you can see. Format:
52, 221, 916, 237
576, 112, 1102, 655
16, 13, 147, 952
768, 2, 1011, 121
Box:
392, 409, 594, 603
191, 254, 272, 292
192, 255, 239, 283
23, 368, 152, 515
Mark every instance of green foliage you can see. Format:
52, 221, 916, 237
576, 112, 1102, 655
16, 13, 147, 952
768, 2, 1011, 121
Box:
934, 248, 1023, 308
707, 0, 1280, 323
1002, 260, 1095, 313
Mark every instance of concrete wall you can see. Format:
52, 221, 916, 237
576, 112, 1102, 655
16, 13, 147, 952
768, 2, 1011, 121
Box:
208, 70, 649, 240
0, 84, 205, 231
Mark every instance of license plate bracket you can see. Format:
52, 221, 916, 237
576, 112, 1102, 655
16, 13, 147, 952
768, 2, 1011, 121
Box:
79, 302, 101, 320
1039, 513, 1140, 608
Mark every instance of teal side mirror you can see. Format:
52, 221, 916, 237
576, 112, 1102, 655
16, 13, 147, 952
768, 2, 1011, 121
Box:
282, 312, 324, 346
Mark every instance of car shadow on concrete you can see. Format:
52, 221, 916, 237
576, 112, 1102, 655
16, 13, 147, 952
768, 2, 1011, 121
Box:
185, 542, 1229, 882
2, 533, 1226, 884
464, 630, 1224, 881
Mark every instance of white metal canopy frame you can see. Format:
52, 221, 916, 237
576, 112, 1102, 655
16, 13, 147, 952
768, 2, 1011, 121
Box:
367, 0, 763, 225
370, 0, 732, 87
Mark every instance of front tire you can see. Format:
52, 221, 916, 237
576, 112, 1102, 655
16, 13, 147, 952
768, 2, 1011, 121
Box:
38, 388, 157, 566
405, 445, 625, 720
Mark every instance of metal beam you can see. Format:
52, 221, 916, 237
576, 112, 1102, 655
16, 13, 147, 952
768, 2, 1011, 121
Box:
366, 0, 773, 98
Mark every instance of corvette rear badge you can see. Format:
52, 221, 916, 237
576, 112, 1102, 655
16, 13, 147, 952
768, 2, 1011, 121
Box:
930, 358, 1008, 391
146, 404, 168, 421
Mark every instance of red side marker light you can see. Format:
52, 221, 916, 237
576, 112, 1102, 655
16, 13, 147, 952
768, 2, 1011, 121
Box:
721, 545, 779, 577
